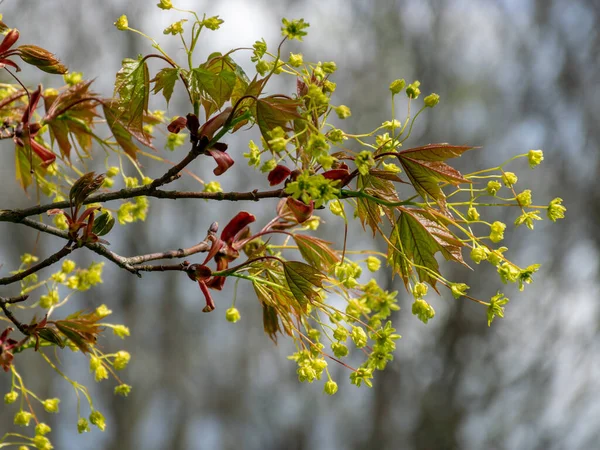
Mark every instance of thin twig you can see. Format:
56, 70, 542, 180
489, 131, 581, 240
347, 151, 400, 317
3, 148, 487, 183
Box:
0, 295, 30, 335
0, 245, 73, 286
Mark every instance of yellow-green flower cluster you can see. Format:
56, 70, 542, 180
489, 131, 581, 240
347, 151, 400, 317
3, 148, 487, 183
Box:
489, 221, 506, 243
333, 261, 362, 289
355, 150, 375, 176
243, 140, 261, 167
547, 198, 566, 222
281, 18, 310, 41
117, 197, 149, 224
204, 181, 222, 193
284, 171, 340, 208
166, 132, 187, 151
65, 262, 104, 291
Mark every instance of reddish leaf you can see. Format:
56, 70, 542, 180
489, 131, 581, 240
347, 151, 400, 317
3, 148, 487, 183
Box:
322, 168, 349, 182
167, 116, 187, 134
286, 197, 314, 224
398, 143, 476, 162
396, 144, 474, 207
268, 165, 291, 186
0, 58, 20, 71
0, 28, 19, 54
207, 149, 234, 175
221, 211, 256, 245
198, 107, 231, 140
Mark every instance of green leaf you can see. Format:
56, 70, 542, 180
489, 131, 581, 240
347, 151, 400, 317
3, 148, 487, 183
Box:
283, 261, 325, 310
151, 67, 180, 106
396, 143, 473, 207
388, 207, 466, 289
113, 57, 150, 138
293, 234, 340, 271
15, 146, 33, 190
253, 95, 303, 146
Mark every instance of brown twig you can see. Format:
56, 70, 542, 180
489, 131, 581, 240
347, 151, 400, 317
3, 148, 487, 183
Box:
0, 294, 30, 335
0, 245, 73, 286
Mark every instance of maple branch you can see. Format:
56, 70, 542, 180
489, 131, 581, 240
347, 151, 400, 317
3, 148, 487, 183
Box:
0, 245, 73, 286
0, 294, 30, 335
9, 218, 216, 279
0, 187, 288, 222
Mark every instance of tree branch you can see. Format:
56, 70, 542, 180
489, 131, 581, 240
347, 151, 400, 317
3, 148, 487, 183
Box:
0, 245, 73, 286
0, 187, 289, 222
0, 294, 30, 335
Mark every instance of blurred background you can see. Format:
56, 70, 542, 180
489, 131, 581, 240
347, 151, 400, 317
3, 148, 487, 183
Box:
0, 0, 597, 449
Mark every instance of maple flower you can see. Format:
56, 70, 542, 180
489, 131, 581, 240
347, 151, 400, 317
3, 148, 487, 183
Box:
114, 15, 128, 31
281, 18, 310, 41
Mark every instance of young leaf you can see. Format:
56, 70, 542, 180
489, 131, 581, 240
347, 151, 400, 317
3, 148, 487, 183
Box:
199, 53, 241, 115
70, 172, 105, 208
113, 57, 150, 138
397, 143, 475, 162
396, 144, 473, 206
293, 234, 340, 271
283, 261, 326, 309
262, 302, 282, 343
102, 101, 147, 159
151, 67, 180, 106
43, 80, 99, 158
355, 174, 399, 235
388, 207, 466, 289
253, 95, 303, 146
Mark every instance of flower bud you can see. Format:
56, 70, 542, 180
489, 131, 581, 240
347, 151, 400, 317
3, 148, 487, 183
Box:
515, 189, 532, 207
501, 171, 518, 187
114, 384, 132, 397
412, 282, 428, 299
89, 410, 106, 431
486, 180, 502, 196
35, 422, 52, 436
113, 351, 131, 370
77, 418, 90, 434
113, 325, 130, 339
18, 44, 67, 74
114, 15, 128, 31
324, 380, 338, 395
366, 256, 381, 272
4, 391, 18, 404
389, 79, 406, 95
42, 398, 60, 413
351, 326, 368, 348
225, 307, 241, 323
424, 93, 440, 107
288, 52, 303, 67
528, 149, 544, 168
334, 105, 351, 119
14, 410, 33, 426
470, 246, 488, 264
467, 206, 480, 221
489, 221, 506, 243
